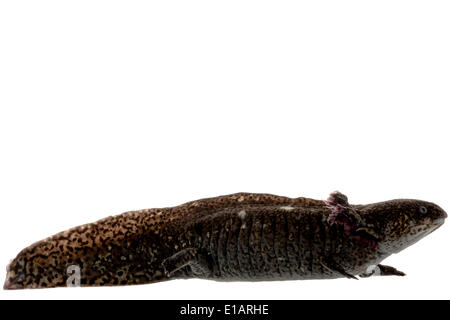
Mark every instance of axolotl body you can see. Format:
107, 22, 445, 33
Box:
4, 191, 447, 289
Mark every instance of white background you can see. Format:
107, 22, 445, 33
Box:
1, 1, 449, 300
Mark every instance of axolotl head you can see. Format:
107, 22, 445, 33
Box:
359, 199, 447, 254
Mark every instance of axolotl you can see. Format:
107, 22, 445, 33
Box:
4, 191, 447, 289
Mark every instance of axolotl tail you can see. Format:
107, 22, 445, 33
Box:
4, 209, 170, 289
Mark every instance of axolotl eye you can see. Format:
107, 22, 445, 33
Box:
419, 206, 428, 214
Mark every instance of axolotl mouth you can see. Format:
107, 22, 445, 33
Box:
390, 217, 446, 254
410, 218, 445, 238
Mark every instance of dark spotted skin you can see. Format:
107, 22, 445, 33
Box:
172, 205, 374, 281
4, 192, 447, 289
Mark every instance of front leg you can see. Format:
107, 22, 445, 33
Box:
320, 257, 358, 280
359, 264, 406, 278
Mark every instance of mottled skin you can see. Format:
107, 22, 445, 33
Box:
4, 192, 447, 289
